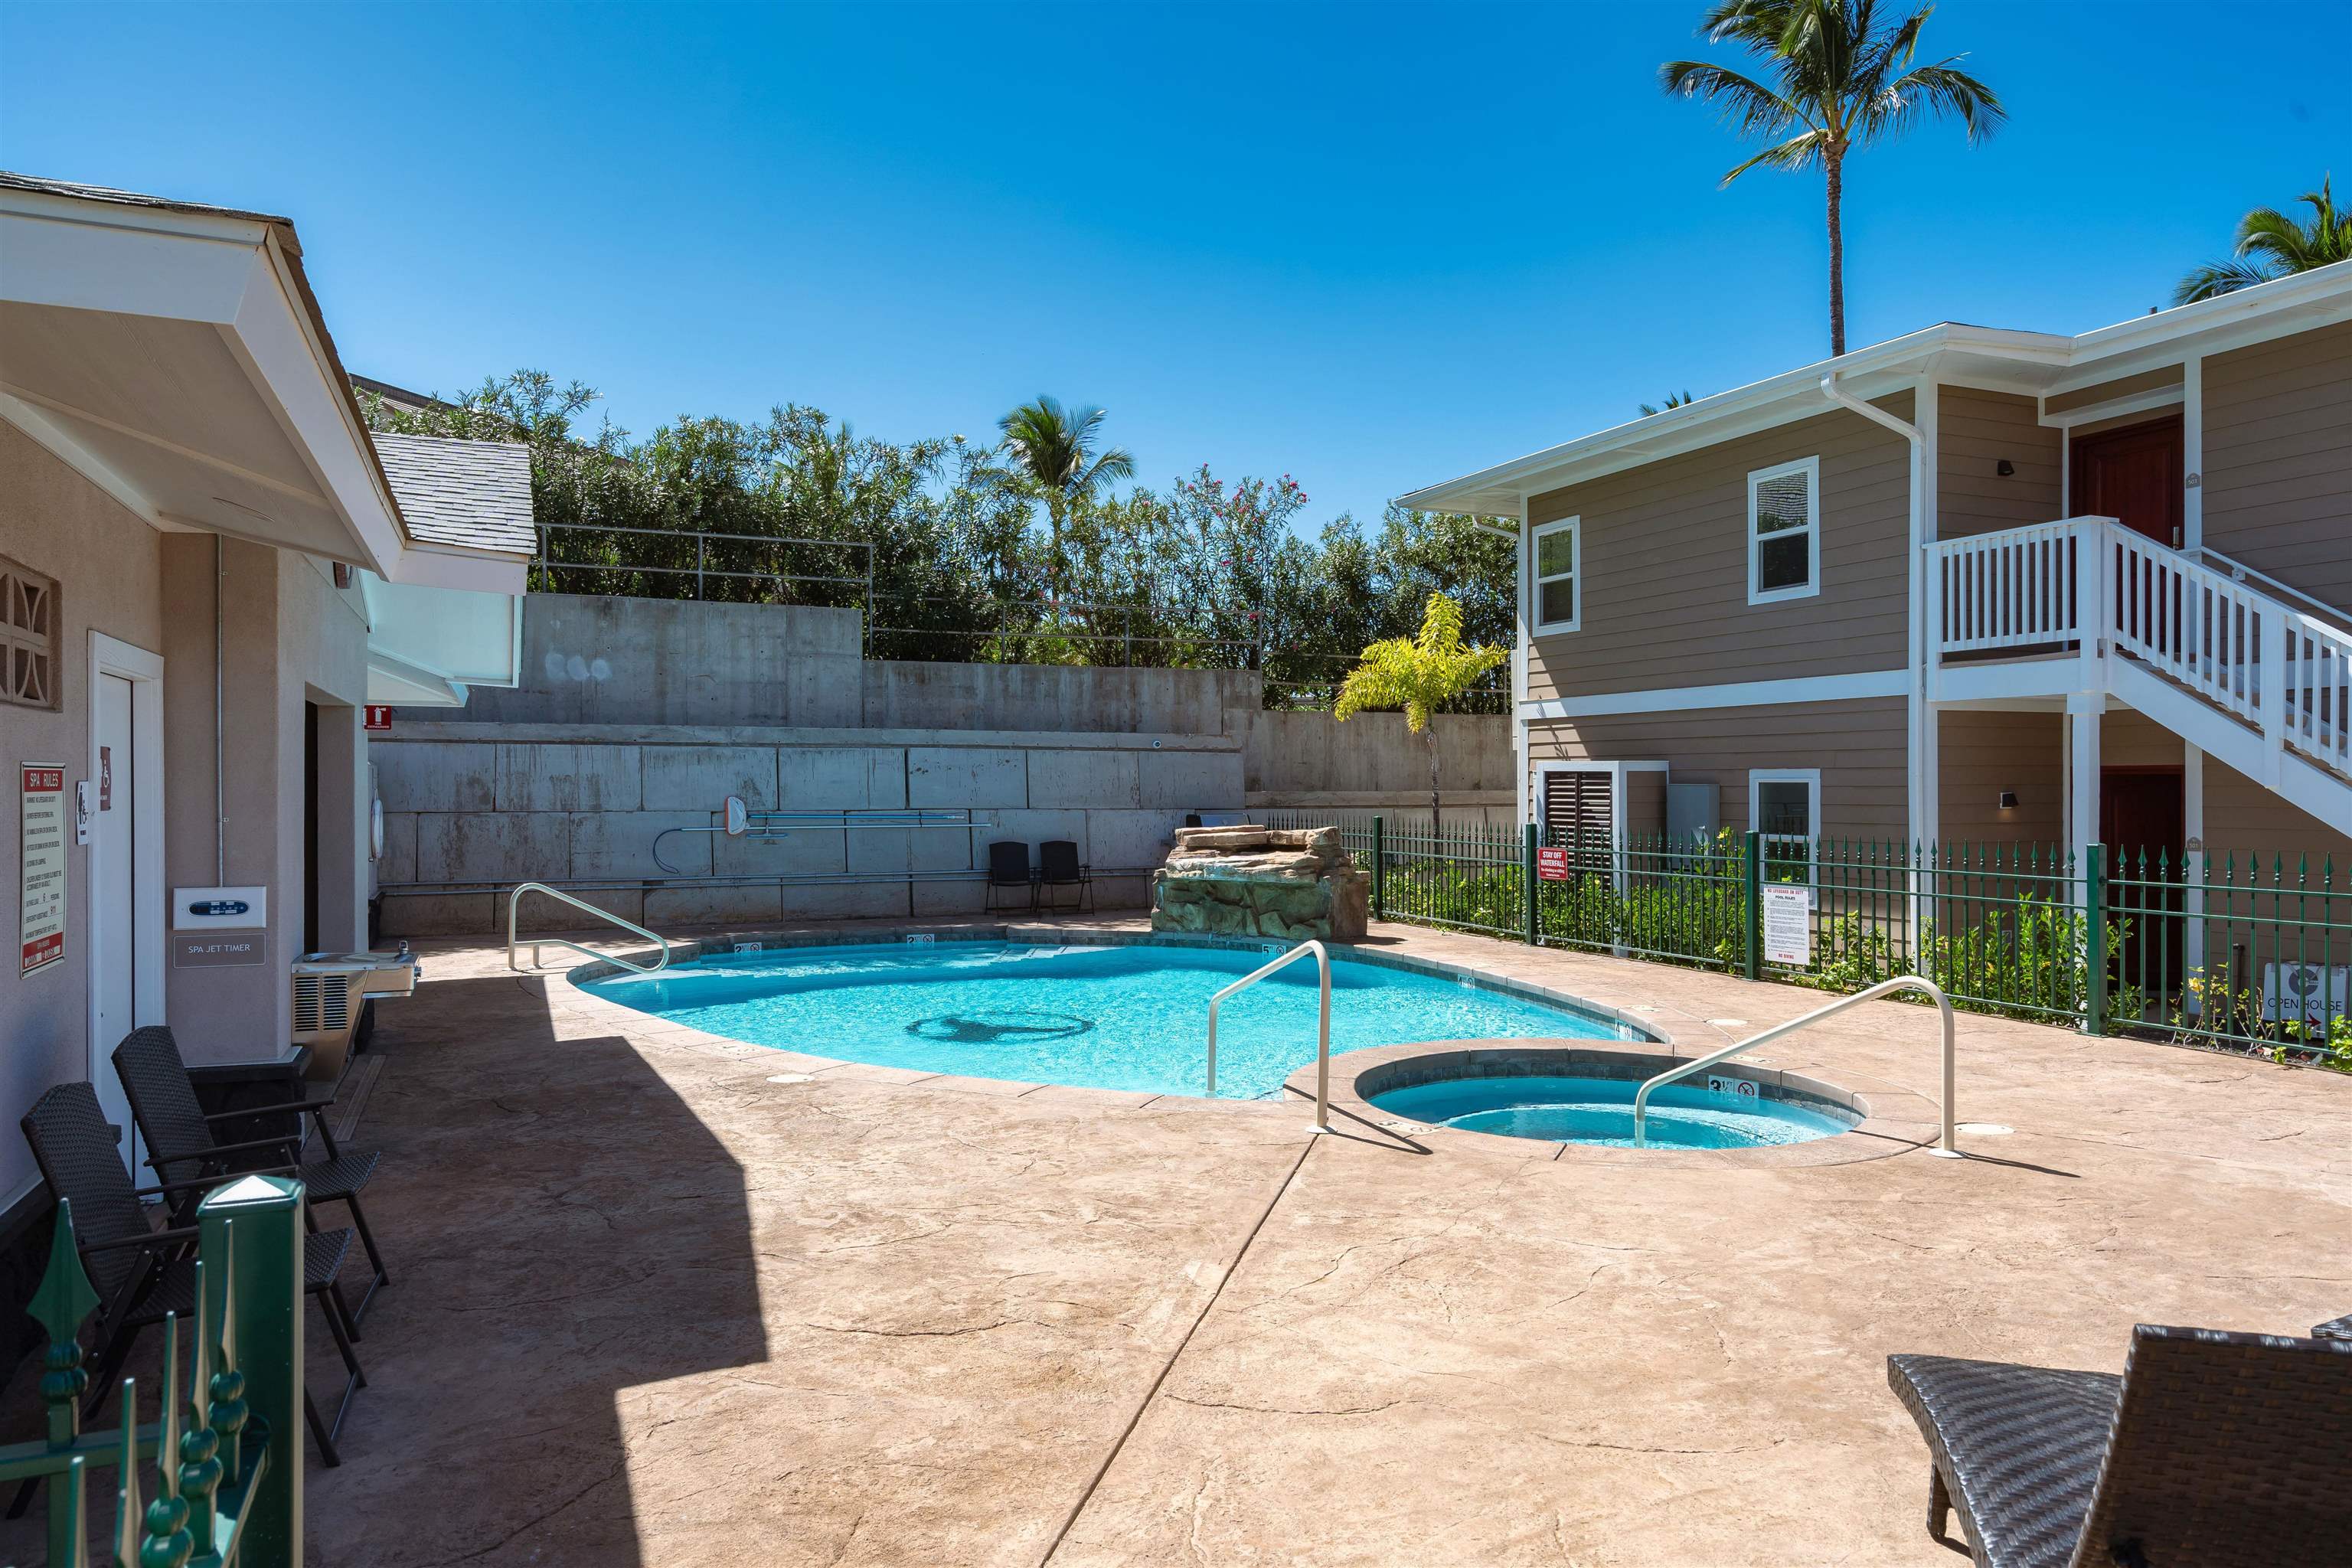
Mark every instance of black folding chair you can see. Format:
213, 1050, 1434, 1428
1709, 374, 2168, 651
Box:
985, 839, 1036, 913
11, 1080, 367, 1494
114, 1024, 391, 1323
1037, 839, 1093, 913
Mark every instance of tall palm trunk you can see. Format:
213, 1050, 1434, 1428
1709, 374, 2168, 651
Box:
1825, 145, 1847, 358
1426, 730, 1442, 836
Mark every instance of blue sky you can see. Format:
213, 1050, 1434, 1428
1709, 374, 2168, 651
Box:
3, 2, 2346, 531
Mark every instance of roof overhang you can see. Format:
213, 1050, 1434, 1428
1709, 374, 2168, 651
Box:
0, 177, 526, 596
1400, 260, 2352, 515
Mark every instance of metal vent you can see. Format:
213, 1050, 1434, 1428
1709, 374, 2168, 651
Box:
292, 972, 352, 1036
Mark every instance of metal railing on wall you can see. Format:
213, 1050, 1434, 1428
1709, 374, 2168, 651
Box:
1256, 811, 2350, 1071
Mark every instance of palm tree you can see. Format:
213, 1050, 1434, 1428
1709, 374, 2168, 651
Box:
2173, 178, 2352, 304
1333, 593, 1509, 834
1638, 390, 1696, 416
1662, 0, 2004, 356
995, 396, 1135, 557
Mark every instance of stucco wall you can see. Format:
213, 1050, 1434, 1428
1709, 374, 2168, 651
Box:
0, 423, 165, 1207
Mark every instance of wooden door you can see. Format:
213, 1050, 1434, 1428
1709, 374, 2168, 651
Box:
2100, 767, 2185, 1001
2072, 415, 2183, 547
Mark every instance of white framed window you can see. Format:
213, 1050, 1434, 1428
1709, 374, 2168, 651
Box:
1531, 516, 1579, 634
1746, 456, 1819, 605
1749, 767, 1821, 898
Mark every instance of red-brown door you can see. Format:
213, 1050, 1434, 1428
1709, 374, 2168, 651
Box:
2100, 766, 2185, 1001
2071, 415, 2183, 547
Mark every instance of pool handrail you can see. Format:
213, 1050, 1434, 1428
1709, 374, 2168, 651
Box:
506, 881, 673, 975
1205, 939, 1333, 1131
1632, 975, 1958, 1156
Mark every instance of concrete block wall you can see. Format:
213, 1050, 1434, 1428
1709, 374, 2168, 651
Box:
374, 723, 1244, 936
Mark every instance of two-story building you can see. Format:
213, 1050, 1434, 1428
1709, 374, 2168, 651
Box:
1402, 265, 2351, 914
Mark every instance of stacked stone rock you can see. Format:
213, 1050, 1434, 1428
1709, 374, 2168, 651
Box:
1150, 825, 1370, 942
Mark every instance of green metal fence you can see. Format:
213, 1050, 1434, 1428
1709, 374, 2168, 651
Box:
1259, 811, 2350, 1070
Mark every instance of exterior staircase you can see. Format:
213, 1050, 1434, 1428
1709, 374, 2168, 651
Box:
1931, 516, 2352, 828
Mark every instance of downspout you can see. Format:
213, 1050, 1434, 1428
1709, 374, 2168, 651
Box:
216, 534, 227, 885
1470, 516, 1527, 832
1821, 373, 1928, 925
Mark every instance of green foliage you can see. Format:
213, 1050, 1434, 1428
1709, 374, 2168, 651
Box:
1334, 593, 1510, 831
357, 372, 1514, 689
2170, 969, 2352, 1072
2174, 176, 2352, 303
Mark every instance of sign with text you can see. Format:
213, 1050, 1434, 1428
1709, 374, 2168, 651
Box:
363, 705, 394, 732
1536, 846, 1570, 881
19, 763, 67, 976
1761, 884, 1812, 968
173, 929, 266, 969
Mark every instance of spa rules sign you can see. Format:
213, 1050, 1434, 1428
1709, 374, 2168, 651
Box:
19, 763, 67, 975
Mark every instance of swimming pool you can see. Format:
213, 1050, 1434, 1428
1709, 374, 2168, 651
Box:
1368, 1073, 1860, 1149
578, 939, 1645, 1099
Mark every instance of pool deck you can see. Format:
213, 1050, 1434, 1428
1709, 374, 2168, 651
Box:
13, 915, 2347, 1565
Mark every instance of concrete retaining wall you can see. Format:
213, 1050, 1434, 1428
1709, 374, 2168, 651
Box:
374, 723, 1242, 935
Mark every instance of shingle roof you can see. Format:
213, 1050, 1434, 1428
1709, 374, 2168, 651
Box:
369, 433, 536, 557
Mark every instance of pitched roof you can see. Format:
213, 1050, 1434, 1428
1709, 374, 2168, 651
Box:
368, 433, 536, 557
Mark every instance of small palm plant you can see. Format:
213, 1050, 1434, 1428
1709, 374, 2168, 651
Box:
995, 396, 1135, 560
1333, 593, 1508, 834
2173, 177, 2352, 303
1662, 0, 2004, 357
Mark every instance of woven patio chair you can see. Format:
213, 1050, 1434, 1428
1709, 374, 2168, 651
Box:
985, 839, 1037, 913
1037, 839, 1093, 913
13, 1081, 368, 1483
1887, 1322, 2352, 1567
113, 1024, 391, 1323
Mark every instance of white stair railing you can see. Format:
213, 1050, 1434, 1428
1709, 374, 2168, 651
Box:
506, 882, 672, 975
1204, 939, 1333, 1131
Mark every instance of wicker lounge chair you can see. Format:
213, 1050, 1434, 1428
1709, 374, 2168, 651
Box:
985, 839, 1036, 913
1887, 1322, 2351, 1566
15, 1081, 368, 1474
113, 1024, 391, 1323
1037, 839, 1093, 913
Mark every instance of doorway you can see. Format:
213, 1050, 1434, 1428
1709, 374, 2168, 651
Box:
2100, 766, 2186, 1000
2071, 414, 2184, 547
88, 633, 165, 1176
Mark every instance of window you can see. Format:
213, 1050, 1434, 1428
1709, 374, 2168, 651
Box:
1, 556, 58, 710
1749, 768, 1821, 896
1746, 457, 1819, 605
1532, 517, 1579, 633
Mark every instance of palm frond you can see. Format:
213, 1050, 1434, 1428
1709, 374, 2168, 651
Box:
1860, 59, 2005, 145
2171, 256, 2281, 305
1723, 126, 1834, 182
1659, 60, 1811, 139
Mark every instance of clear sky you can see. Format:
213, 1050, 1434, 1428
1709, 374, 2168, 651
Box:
3, 2, 2346, 531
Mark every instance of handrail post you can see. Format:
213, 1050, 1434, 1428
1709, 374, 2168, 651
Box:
1201, 939, 1333, 1132
1632, 975, 1958, 1158
507, 882, 672, 975
1522, 821, 1539, 949
1743, 830, 1764, 981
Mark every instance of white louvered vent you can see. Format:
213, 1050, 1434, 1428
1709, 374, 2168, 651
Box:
292, 972, 353, 1037
2, 556, 59, 710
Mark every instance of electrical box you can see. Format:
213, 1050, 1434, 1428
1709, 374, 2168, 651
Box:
1666, 783, 1719, 845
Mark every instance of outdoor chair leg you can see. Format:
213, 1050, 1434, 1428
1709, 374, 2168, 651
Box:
1926, 1465, 1966, 1554
305, 1389, 342, 1468
341, 1194, 392, 1323
314, 1284, 367, 1450
324, 1281, 368, 1370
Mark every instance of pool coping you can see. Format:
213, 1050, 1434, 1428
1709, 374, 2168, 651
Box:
1286, 1040, 1943, 1169
544, 923, 1939, 1161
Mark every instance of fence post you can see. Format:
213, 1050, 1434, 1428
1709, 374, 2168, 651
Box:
1523, 821, 1540, 949
200, 1174, 306, 1566
2084, 843, 2109, 1037
1743, 830, 1764, 982
1371, 816, 1385, 923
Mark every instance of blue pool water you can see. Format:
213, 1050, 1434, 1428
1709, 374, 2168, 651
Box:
1369, 1075, 1859, 1149
580, 940, 1642, 1099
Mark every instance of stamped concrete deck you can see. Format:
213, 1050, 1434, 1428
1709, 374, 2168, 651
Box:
12, 916, 2348, 1565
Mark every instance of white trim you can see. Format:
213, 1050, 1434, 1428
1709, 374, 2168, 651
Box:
2181, 355, 2203, 554
1746, 456, 1821, 606
87, 631, 165, 1178
2183, 744, 2206, 982
2037, 385, 2186, 431
1514, 501, 1531, 825
1749, 766, 1822, 900
1519, 668, 1906, 720
1530, 515, 1580, 635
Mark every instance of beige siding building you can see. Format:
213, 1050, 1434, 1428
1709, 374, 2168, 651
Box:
0, 177, 531, 1246
1401, 263, 2352, 903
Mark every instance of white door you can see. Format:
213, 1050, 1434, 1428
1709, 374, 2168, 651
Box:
92, 671, 142, 1172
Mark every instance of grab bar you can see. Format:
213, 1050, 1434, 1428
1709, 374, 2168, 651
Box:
1205, 939, 1333, 1132
506, 882, 673, 975
1632, 975, 1958, 1156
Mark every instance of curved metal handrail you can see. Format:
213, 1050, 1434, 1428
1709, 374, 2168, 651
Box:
1205, 939, 1333, 1131
1633, 975, 1958, 1155
506, 882, 671, 975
